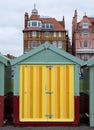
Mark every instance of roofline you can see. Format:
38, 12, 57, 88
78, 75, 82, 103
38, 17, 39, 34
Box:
0, 54, 10, 65
11, 42, 83, 66
86, 57, 94, 66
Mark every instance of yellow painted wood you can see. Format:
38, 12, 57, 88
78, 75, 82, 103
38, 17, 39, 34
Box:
19, 65, 74, 122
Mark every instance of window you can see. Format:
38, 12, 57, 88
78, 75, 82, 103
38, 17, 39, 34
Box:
80, 41, 82, 48
42, 23, 53, 29
46, 24, 49, 29
58, 32, 61, 37
45, 32, 50, 37
38, 22, 41, 27
32, 22, 37, 27
84, 31, 88, 36
28, 41, 31, 48
58, 41, 62, 48
28, 21, 30, 27
84, 54, 88, 61
52, 41, 57, 47
54, 32, 56, 37
50, 24, 53, 29
84, 41, 88, 47
32, 31, 36, 37
27, 20, 42, 27
32, 41, 36, 48
79, 54, 82, 59
42, 24, 45, 29
82, 22, 88, 28
90, 41, 92, 48
80, 33, 82, 36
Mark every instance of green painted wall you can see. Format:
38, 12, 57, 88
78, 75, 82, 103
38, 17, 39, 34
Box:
0, 63, 4, 95
14, 65, 20, 96
74, 65, 80, 96
4, 66, 12, 94
90, 66, 94, 127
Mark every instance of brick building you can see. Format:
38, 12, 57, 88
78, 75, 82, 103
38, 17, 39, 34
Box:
72, 10, 94, 61
23, 5, 71, 53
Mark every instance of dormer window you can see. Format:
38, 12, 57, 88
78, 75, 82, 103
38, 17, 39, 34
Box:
27, 20, 42, 27
82, 22, 88, 28
42, 23, 53, 30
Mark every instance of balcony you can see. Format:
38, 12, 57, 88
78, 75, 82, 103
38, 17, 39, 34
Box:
76, 48, 94, 53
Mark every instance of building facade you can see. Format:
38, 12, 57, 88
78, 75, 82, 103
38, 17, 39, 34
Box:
23, 5, 70, 53
72, 10, 94, 61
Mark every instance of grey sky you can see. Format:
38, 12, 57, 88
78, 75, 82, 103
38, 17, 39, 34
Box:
0, 0, 94, 56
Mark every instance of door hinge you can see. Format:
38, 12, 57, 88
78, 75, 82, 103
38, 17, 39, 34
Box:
45, 114, 54, 118
46, 65, 53, 70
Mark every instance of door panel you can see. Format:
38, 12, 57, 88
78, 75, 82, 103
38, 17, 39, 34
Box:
19, 65, 74, 122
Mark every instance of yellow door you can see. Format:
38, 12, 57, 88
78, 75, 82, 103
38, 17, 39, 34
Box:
19, 65, 74, 122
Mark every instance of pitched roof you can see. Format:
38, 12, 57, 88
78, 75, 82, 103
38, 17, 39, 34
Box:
41, 18, 65, 31
11, 42, 83, 66
88, 17, 94, 26
24, 14, 65, 31
86, 56, 94, 66
0, 54, 10, 65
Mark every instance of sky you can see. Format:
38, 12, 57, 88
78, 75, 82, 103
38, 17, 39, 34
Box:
0, 0, 94, 57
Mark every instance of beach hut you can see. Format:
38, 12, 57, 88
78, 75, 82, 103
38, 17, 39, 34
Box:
11, 42, 83, 126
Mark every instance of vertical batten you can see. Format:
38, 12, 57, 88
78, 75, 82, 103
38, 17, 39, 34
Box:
24, 66, 28, 118
27, 66, 31, 118
57, 67, 60, 118
42, 66, 46, 120
51, 66, 55, 119
66, 66, 69, 118
33, 66, 37, 118
49, 68, 52, 117
55, 67, 58, 118
69, 65, 74, 120
60, 66, 64, 119
20, 66, 24, 120
29, 66, 33, 119
36, 66, 39, 118
38, 66, 42, 118
63, 65, 67, 118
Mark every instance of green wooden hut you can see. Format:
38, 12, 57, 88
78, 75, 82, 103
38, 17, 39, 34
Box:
86, 57, 94, 127
0, 54, 10, 126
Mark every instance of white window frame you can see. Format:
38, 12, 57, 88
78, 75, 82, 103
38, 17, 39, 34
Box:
52, 41, 57, 47
27, 20, 42, 27
32, 31, 36, 37
84, 54, 88, 61
84, 41, 88, 47
84, 31, 88, 36
45, 32, 50, 37
54, 32, 56, 37
58, 32, 62, 37
32, 41, 37, 48
82, 22, 88, 28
